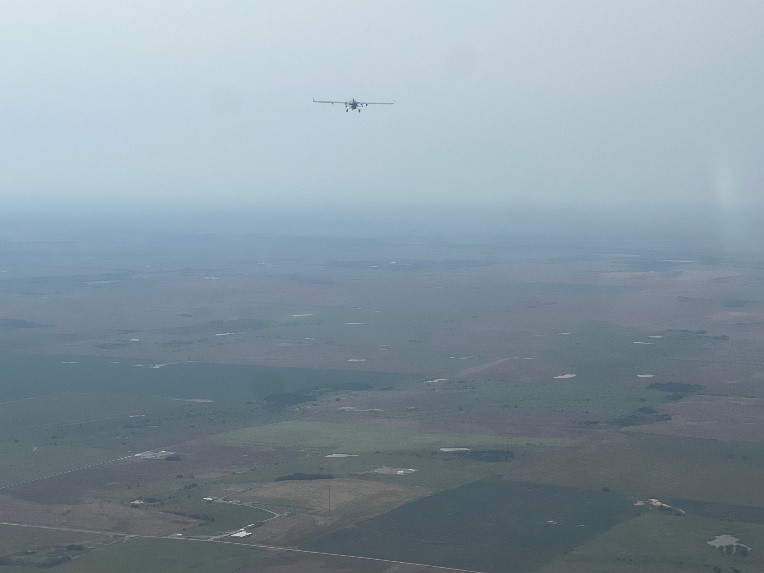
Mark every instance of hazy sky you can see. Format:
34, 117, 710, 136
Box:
2, 1, 763, 214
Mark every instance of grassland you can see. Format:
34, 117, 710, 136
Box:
42, 538, 269, 573
504, 433, 764, 507
1, 234, 763, 572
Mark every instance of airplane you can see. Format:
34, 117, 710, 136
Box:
313, 98, 395, 112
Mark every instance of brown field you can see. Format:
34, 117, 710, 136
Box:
0, 524, 113, 552
454, 354, 564, 382
0, 495, 196, 536
213, 479, 431, 546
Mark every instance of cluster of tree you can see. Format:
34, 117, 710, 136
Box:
610, 410, 671, 427
460, 449, 515, 462
167, 510, 215, 522
263, 382, 372, 410
0, 553, 72, 567
647, 382, 703, 394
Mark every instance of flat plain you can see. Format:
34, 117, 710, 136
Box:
1, 232, 763, 572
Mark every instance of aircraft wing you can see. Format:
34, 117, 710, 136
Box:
357, 100, 395, 105
313, 99, 346, 104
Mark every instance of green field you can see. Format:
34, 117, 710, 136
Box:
538, 512, 764, 573
304, 479, 637, 573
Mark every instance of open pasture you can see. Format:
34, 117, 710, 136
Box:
505, 433, 764, 507
224, 478, 431, 546
42, 537, 269, 573
538, 511, 764, 573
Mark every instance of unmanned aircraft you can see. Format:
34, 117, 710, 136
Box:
313, 98, 395, 112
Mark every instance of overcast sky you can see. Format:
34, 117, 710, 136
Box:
2, 0, 763, 216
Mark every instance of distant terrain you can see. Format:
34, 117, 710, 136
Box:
0, 230, 762, 572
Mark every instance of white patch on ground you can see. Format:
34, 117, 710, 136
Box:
439, 448, 471, 452
423, 378, 448, 384
708, 535, 741, 548
151, 363, 178, 369
344, 322, 364, 325
554, 373, 576, 379
338, 406, 383, 412
172, 398, 213, 403
204, 276, 219, 280
215, 332, 243, 337
373, 467, 416, 475
129, 338, 141, 342
559, 332, 571, 335
60, 361, 78, 364
134, 450, 176, 460
633, 341, 655, 345
291, 313, 313, 317
648, 335, 664, 339
707, 534, 751, 553
325, 453, 359, 458
347, 358, 366, 362
637, 374, 655, 378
